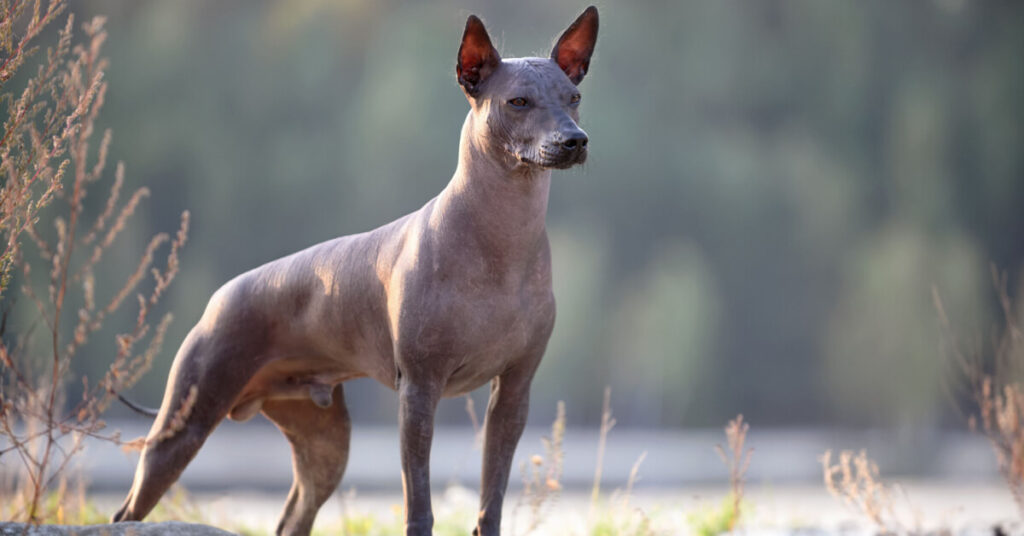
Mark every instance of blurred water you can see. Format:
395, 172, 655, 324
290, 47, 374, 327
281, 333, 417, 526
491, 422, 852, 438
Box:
35, 420, 1000, 492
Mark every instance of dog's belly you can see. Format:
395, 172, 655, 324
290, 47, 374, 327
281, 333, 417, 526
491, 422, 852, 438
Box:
441, 349, 520, 397
226, 354, 362, 421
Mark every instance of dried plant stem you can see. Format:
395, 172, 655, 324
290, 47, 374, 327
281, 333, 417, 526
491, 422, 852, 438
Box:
622, 450, 646, 510
590, 385, 616, 511
822, 449, 902, 532
715, 414, 752, 530
0, 4, 189, 523
464, 393, 482, 450
513, 401, 565, 535
937, 265, 1024, 516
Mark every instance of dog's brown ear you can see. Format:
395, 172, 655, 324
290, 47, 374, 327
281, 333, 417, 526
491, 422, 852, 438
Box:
457, 15, 501, 97
551, 6, 598, 85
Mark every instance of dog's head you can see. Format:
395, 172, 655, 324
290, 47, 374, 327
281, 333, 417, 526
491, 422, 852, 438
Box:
456, 7, 598, 171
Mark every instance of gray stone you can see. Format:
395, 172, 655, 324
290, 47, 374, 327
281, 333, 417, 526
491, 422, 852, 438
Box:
0, 522, 238, 536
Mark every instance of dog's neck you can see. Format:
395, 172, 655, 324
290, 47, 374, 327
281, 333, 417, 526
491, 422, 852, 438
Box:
434, 112, 551, 261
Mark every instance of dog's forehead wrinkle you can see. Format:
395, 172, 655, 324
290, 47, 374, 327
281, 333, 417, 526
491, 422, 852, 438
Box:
502, 57, 563, 81
489, 62, 571, 103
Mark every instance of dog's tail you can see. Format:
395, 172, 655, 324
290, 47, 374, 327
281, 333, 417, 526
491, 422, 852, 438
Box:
117, 393, 159, 418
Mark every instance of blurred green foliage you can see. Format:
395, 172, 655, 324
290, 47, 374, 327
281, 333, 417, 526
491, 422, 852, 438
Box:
685, 496, 742, 536
28, 0, 1023, 427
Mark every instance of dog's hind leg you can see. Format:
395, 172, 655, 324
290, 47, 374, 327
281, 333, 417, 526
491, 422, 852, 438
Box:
111, 327, 264, 523
263, 384, 351, 536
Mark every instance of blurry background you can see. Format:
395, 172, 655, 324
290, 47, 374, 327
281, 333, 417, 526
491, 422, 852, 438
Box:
50, 0, 1023, 441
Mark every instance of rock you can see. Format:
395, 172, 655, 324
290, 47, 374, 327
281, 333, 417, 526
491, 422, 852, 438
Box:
0, 521, 238, 536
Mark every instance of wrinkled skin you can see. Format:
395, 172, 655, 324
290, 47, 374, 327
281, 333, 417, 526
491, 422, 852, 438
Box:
473, 58, 589, 169
112, 7, 598, 536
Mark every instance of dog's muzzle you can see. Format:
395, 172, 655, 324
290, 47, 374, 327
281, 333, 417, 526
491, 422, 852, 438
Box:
538, 132, 589, 169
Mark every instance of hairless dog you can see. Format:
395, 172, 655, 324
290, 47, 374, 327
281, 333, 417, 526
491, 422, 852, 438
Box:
112, 7, 598, 535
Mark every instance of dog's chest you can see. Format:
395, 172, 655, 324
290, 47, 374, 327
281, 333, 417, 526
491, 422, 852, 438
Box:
440, 290, 553, 396
393, 266, 554, 395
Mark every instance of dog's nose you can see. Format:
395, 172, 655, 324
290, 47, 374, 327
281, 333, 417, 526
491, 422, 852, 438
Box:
562, 133, 588, 151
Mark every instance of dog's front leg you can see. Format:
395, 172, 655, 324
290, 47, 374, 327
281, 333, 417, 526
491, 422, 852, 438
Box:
398, 378, 442, 535
475, 367, 533, 536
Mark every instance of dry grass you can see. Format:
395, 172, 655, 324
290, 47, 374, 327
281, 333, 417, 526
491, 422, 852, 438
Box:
0, 1, 188, 523
822, 449, 892, 530
936, 265, 1024, 516
0, 0, 70, 294
589, 386, 616, 511
687, 414, 753, 535
590, 452, 653, 536
714, 413, 752, 531
586, 388, 653, 536
512, 400, 566, 535
822, 449, 921, 534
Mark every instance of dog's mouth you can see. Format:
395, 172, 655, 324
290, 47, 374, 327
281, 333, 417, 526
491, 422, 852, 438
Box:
518, 147, 587, 170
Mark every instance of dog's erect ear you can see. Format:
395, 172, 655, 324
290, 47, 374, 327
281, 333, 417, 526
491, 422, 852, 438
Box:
551, 6, 599, 85
457, 15, 501, 97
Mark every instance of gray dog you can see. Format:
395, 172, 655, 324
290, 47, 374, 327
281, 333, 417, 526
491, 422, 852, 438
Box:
113, 7, 598, 535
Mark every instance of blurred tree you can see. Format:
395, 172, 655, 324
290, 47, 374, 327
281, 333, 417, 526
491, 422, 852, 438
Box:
41, 0, 1024, 427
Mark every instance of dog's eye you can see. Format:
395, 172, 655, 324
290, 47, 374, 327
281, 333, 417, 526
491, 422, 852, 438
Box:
570, 94, 581, 104
508, 97, 529, 108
